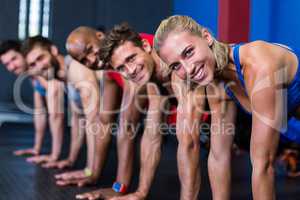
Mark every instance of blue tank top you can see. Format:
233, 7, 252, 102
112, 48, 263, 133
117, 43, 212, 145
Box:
67, 77, 105, 110
225, 43, 300, 141
33, 80, 46, 97
67, 84, 82, 108
225, 43, 300, 115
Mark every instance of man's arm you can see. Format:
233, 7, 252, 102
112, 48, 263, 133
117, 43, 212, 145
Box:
86, 72, 121, 181
76, 69, 120, 183
133, 83, 165, 198
33, 91, 47, 154
75, 71, 101, 179
110, 83, 165, 200
48, 103, 85, 169
29, 79, 65, 165
46, 80, 65, 161
44, 105, 86, 169
116, 81, 147, 186
65, 105, 85, 166
75, 80, 146, 199
14, 90, 47, 156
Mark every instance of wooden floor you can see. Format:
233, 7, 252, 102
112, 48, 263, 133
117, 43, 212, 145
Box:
1, 122, 300, 200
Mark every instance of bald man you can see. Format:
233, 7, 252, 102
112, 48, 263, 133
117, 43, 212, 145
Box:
66, 26, 147, 199
66, 26, 105, 70
53, 29, 129, 188
54, 60, 123, 187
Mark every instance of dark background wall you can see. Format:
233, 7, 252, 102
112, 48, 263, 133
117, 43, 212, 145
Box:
51, 0, 172, 53
50, 0, 99, 52
0, 0, 20, 103
0, 0, 19, 39
0, 0, 173, 107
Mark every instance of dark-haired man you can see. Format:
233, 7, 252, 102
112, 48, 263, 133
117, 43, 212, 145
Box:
73, 23, 204, 200
22, 35, 126, 188
66, 26, 150, 200
21, 36, 69, 167
0, 40, 27, 75
0, 40, 49, 159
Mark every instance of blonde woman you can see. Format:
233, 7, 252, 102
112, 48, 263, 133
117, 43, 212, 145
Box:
154, 15, 300, 200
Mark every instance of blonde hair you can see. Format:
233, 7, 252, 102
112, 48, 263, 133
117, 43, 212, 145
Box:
154, 15, 229, 73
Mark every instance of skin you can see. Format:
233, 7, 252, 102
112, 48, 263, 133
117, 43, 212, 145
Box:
0, 50, 46, 157
26, 48, 90, 172
66, 27, 105, 70
25, 86, 47, 156
76, 78, 147, 200
173, 75, 205, 200
25, 45, 65, 166
0, 49, 27, 75
158, 29, 300, 200
106, 40, 165, 200
66, 28, 145, 199
58, 29, 101, 183
27, 46, 98, 186
45, 101, 85, 169
57, 29, 130, 189
84, 38, 204, 200
55, 60, 122, 187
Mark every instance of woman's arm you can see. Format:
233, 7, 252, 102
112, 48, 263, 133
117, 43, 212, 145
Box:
206, 81, 236, 200
243, 42, 284, 199
172, 75, 206, 200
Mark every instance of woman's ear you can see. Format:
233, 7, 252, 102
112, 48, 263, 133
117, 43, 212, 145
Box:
141, 39, 152, 53
202, 28, 214, 47
50, 45, 59, 56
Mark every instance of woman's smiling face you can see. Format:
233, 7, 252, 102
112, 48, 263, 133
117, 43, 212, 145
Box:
159, 30, 216, 86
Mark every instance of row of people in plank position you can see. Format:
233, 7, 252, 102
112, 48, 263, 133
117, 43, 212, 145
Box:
1, 15, 300, 200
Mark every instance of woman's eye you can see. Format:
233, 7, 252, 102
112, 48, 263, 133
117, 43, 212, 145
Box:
185, 48, 194, 57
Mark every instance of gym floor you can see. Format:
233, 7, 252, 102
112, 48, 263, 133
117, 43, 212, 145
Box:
1, 123, 300, 200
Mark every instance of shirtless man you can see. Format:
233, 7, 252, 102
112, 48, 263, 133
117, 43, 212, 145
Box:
54, 59, 123, 187
66, 26, 148, 199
